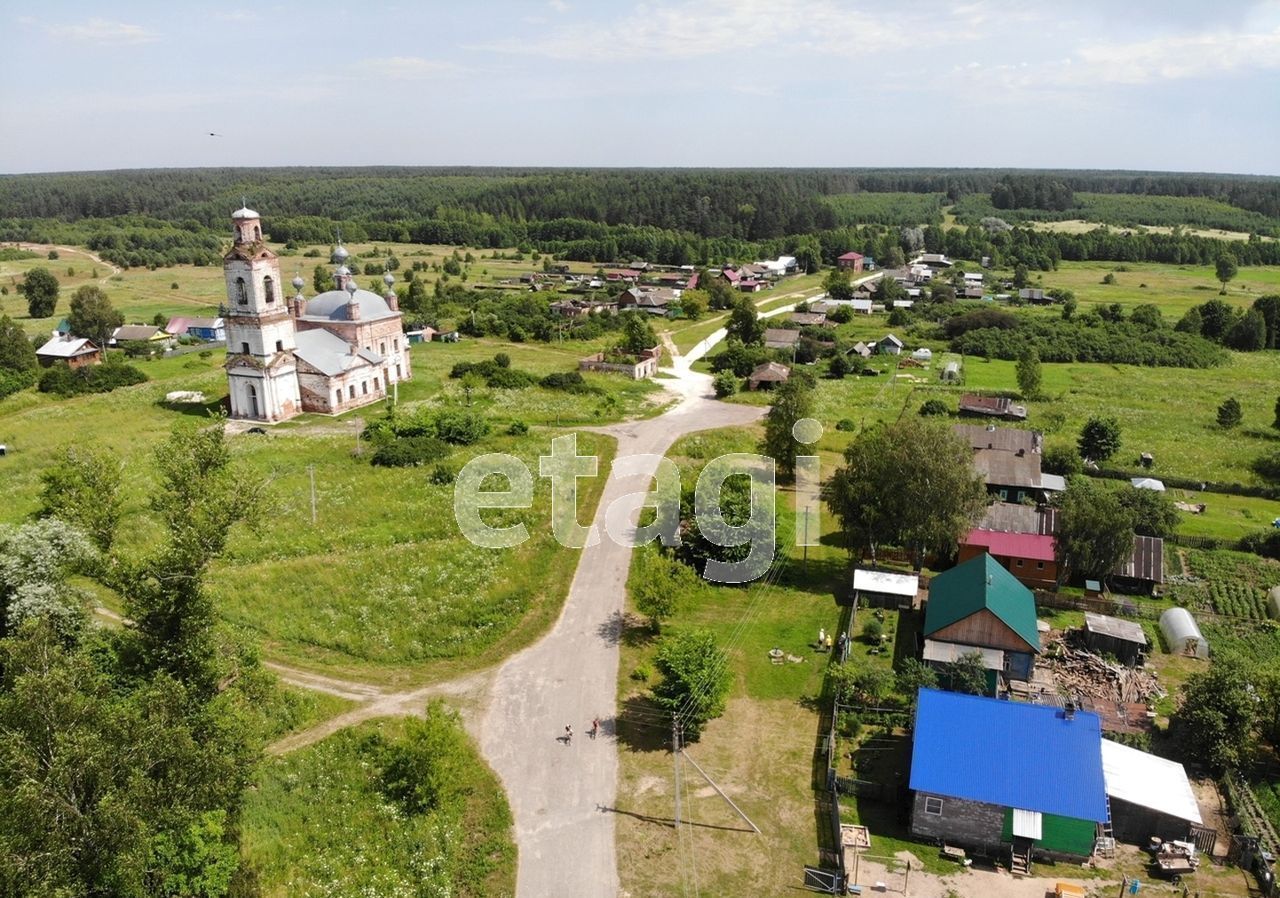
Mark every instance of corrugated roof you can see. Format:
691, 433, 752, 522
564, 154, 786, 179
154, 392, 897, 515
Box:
36, 336, 98, 358
1101, 739, 1201, 824
293, 329, 382, 377
1114, 536, 1164, 584
763, 328, 800, 347
853, 569, 919, 597
921, 639, 1004, 669
1084, 612, 1146, 646
953, 424, 1040, 455
978, 502, 1058, 535
910, 688, 1108, 822
963, 529, 1056, 562
925, 553, 1040, 651
113, 325, 164, 341
973, 449, 1042, 490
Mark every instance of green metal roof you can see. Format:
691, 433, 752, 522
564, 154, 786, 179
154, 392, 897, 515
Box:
924, 553, 1040, 651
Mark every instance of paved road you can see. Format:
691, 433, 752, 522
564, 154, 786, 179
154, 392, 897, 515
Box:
477, 364, 764, 897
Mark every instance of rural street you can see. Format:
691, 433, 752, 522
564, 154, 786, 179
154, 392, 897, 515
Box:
477, 360, 764, 898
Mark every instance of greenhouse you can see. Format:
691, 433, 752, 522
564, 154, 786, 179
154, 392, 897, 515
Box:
1159, 607, 1209, 660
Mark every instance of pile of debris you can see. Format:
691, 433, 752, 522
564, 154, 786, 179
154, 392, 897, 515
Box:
1042, 637, 1164, 706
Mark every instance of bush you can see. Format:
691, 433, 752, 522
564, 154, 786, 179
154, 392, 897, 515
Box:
918, 398, 949, 417
370, 436, 451, 468
0, 368, 37, 400
37, 360, 146, 397
1042, 444, 1083, 477
712, 371, 737, 398
428, 464, 456, 485
835, 418, 856, 432
861, 618, 884, 644
1238, 530, 1280, 560
432, 409, 490, 445
506, 420, 529, 436
540, 371, 595, 393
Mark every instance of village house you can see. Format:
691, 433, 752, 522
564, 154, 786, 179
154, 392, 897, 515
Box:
836, 251, 864, 272
910, 253, 953, 267
617, 286, 679, 317
959, 394, 1028, 420
954, 423, 1042, 455
222, 207, 412, 422
877, 334, 903, 355
910, 689, 1109, 868
958, 530, 1058, 590
35, 335, 101, 369
972, 449, 1064, 504
1019, 288, 1050, 303
847, 341, 872, 359
111, 324, 173, 350
788, 311, 829, 327
763, 328, 800, 351
922, 553, 1040, 689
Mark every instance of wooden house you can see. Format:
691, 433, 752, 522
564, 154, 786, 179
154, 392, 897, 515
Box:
748, 361, 790, 391
35, 335, 101, 369
909, 689, 1108, 866
763, 328, 800, 350
837, 251, 864, 272
959, 394, 1028, 420
923, 553, 1041, 688
958, 530, 1058, 590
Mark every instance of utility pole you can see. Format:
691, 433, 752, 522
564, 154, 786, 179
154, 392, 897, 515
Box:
803, 507, 810, 575
309, 464, 317, 525
672, 716, 683, 830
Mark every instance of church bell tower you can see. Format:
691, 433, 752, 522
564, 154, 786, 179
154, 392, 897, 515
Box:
223, 205, 302, 422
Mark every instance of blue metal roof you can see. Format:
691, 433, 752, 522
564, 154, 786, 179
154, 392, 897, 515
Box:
909, 688, 1108, 822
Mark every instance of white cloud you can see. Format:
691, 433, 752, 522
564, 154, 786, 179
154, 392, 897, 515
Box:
215, 10, 259, 23
548, 0, 570, 12
355, 56, 463, 81
47, 18, 160, 45
1074, 27, 1280, 84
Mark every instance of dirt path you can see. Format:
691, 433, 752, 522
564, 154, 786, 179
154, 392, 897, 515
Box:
260, 323, 763, 894
12, 242, 121, 284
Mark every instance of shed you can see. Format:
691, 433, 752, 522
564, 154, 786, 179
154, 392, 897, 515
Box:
1101, 739, 1202, 843
853, 569, 919, 609
1083, 613, 1147, 666
878, 333, 903, 355
763, 328, 800, 350
1130, 477, 1166, 492
748, 361, 790, 391
1159, 607, 1208, 659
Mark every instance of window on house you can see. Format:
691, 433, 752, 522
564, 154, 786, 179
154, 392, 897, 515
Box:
373, 377, 380, 390
395, 364, 402, 379
1036, 561, 1045, 570
998, 489, 1008, 501
362, 381, 368, 395
264, 275, 275, 304
1015, 559, 1024, 568
275, 340, 283, 352
349, 385, 356, 400
240, 342, 249, 354
235, 277, 247, 305
924, 797, 944, 816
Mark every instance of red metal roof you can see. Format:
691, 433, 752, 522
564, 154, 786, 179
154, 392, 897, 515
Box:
964, 529, 1056, 562
838, 251, 864, 260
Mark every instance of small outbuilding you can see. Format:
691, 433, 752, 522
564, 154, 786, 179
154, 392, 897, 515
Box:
1130, 477, 1166, 492
748, 361, 791, 391
1159, 607, 1209, 659
1083, 613, 1147, 666
878, 334, 903, 355
911, 347, 933, 361
763, 328, 800, 350
941, 361, 961, 383
853, 569, 919, 610
1101, 739, 1203, 843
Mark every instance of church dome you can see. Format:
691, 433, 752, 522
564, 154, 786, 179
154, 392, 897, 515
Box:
231, 206, 259, 220
302, 288, 397, 321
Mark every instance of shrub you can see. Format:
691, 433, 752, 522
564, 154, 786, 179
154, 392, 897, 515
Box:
835, 418, 856, 432
712, 371, 737, 398
0, 368, 37, 400
370, 436, 450, 468
918, 398, 949, 417
861, 618, 884, 644
432, 409, 490, 445
428, 464, 456, 485
37, 360, 146, 397
506, 420, 529, 436
1041, 444, 1083, 477
540, 371, 594, 393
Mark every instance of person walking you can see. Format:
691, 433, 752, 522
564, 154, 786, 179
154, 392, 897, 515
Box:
590, 718, 600, 739
564, 725, 573, 745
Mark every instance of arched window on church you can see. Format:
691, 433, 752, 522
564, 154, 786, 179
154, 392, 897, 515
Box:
236, 277, 247, 305
263, 275, 275, 304
253, 225, 261, 241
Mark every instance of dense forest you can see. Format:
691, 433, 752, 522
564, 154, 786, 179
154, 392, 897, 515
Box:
1, 167, 1279, 270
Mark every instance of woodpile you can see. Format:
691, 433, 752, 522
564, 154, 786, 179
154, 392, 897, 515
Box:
1043, 639, 1164, 705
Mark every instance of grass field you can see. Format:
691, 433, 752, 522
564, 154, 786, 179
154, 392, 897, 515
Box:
243, 715, 515, 898
0, 337, 679, 684
1034, 260, 1280, 316
614, 427, 873, 897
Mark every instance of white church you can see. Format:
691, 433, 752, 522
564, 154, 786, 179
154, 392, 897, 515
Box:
222, 206, 412, 422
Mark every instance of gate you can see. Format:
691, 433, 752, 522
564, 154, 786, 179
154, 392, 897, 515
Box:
803, 865, 844, 894
1189, 823, 1218, 856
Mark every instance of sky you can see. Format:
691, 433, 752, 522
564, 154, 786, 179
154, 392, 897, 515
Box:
2, 0, 1279, 175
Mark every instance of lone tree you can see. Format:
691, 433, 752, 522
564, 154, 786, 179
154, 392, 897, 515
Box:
651, 629, 730, 740
1172, 661, 1259, 771
67, 285, 124, 349
1015, 345, 1042, 399
726, 298, 763, 345
1054, 478, 1134, 585
1217, 396, 1243, 429
1077, 415, 1121, 463
0, 314, 38, 374
822, 267, 854, 302
617, 312, 657, 355
1215, 253, 1238, 294
824, 417, 987, 566
760, 377, 814, 481
22, 267, 60, 319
